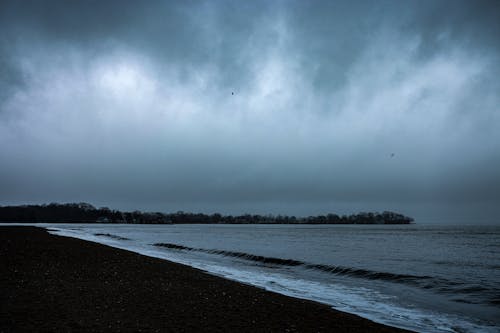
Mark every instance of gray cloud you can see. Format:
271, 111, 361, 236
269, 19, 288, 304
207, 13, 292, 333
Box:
0, 0, 499, 223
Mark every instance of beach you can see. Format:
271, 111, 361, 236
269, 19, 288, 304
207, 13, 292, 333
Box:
0, 226, 409, 332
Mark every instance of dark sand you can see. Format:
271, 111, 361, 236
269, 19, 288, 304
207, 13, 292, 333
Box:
0, 226, 411, 332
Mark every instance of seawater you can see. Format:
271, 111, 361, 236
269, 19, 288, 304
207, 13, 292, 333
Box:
35, 223, 500, 333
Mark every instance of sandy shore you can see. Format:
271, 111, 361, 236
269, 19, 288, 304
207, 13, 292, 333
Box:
0, 226, 410, 332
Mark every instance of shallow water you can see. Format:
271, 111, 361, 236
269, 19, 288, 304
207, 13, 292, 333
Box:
26, 223, 500, 332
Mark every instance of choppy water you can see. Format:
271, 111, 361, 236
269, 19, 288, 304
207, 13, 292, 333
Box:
34, 223, 500, 332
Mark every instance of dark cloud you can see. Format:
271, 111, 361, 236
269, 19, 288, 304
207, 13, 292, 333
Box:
408, 0, 500, 54
0, 0, 499, 223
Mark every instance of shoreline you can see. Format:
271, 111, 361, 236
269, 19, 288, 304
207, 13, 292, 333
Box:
1, 226, 410, 332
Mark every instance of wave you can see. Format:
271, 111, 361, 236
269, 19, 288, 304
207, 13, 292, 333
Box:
154, 243, 303, 266
94, 233, 130, 241
153, 242, 430, 284
304, 263, 432, 282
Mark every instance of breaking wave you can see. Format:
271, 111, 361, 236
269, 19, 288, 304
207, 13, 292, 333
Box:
154, 242, 432, 284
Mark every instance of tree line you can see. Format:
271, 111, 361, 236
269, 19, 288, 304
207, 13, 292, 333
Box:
0, 203, 414, 224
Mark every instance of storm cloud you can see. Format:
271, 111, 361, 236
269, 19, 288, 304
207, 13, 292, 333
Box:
1, 0, 499, 222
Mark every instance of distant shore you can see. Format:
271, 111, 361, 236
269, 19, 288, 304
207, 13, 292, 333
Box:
0, 226, 411, 332
0, 203, 414, 224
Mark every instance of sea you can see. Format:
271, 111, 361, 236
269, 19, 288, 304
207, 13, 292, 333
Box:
32, 223, 500, 332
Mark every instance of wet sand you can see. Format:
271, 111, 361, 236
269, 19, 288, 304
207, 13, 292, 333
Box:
0, 226, 411, 332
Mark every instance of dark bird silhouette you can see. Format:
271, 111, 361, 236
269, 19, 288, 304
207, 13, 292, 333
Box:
231, 92, 234, 95
390, 153, 395, 158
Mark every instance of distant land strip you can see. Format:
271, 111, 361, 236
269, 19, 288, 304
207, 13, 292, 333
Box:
0, 203, 413, 225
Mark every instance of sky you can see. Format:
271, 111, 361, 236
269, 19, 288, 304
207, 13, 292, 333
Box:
0, 0, 499, 223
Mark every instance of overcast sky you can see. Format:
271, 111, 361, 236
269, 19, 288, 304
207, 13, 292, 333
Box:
1, 0, 499, 223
